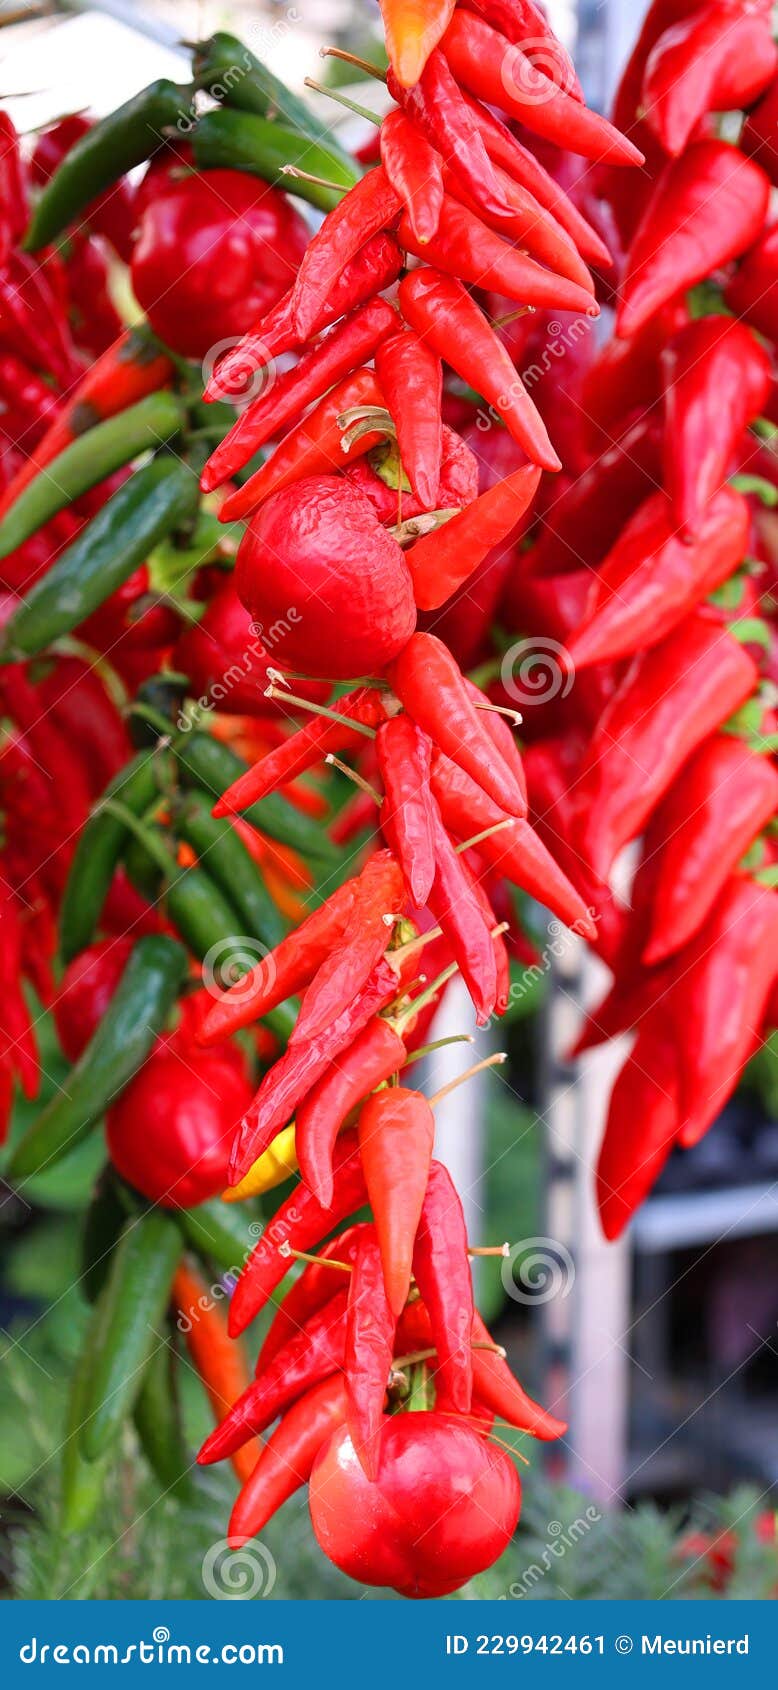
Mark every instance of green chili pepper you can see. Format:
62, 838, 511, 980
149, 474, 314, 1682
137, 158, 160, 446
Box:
0, 392, 185, 561
25, 80, 193, 251
132, 1336, 192, 1499
175, 786, 286, 949
79, 1211, 182, 1461
0, 456, 200, 663
10, 936, 187, 1179
192, 31, 355, 170
60, 745, 175, 963
61, 1323, 112, 1532
81, 1170, 132, 1305
177, 1197, 263, 1278
191, 108, 355, 212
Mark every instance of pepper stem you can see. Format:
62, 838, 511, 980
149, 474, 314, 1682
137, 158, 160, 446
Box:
101, 800, 173, 878
263, 685, 378, 739
279, 1246, 352, 1273
474, 700, 523, 725
469, 1244, 510, 1258
304, 75, 381, 125
455, 819, 515, 853
392, 959, 460, 1037
338, 405, 395, 452
403, 1033, 474, 1064
324, 753, 381, 803
280, 164, 346, 193
428, 1052, 507, 1107
319, 46, 387, 81
389, 508, 460, 548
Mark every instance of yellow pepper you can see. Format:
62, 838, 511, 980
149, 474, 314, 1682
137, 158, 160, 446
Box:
221, 1122, 298, 1202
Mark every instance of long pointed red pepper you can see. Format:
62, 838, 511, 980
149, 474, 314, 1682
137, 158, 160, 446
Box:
379, 108, 444, 245
199, 880, 357, 1046
399, 193, 598, 317
406, 465, 543, 608
219, 368, 387, 521
344, 1229, 396, 1480
377, 715, 437, 906
358, 1085, 435, 1316
256, 1226, 369, 1374
389, 50, 516, 226
296, 1017, 406, 1208
388, 632, 526, 816
412, 1160, 474, 1413
596, 1011, 680, 1242
641, 3, 777, 159
228, 1375, 348, 1548
462, 95, 612, 267
291, 167, 402, 340
426, 805, 499, 1024
199, 1290, 349, 1463
212, 688, 387, 817
398, 268, 559, 471
375, 328, 442, 508
291, 852, 405, 1046
662, 317, 772, 539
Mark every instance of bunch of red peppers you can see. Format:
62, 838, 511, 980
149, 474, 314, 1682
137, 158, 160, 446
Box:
1, 0, 777, 1599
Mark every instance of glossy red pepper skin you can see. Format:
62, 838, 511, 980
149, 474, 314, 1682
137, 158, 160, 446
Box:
235, 475, 416, 681
291, 167, 402, 340
444, 157, 594, 292
200, 879, 357, 1046
296, 1017, 406, 1209
725, 223, 778, 343
131, 168, 308, 359
54, 936, 134, 1062
574, 617, 759, 881
412, 1160, 473, 1413
426, 805, 499, 1023
228, 1129, 368, 1336
256, 1225, 370, 1374
741, 72, 778, 186
566, 486, 750, 668
398, 268, 559, 471
388, 50, 514, 226
375, 328, 443, 509
199, 1290, 349, 1464
377, 716, 437, 905
662, 317, 772, 538
292, 853, 405, 1047
596, 1011, 680, 1241
344, 1230, 396, 1479
389, 632, 526, 816
645, 738, 778, 966
463, 95, 611, 267
467, 0, 583, 96
399, 193, 598, 318
407, 465, 543, 609
219, 369, 388, 521
379, 108, 444, 245
642, 3, 777, 158
310, 1411, 521, 1599
202, 298, 398, 491
670, 877, 778, 1149
358, 1086, 435, 1317
618, 143, 770, 339
213, 689, 386, 818
106, 1039, 253, 1210
228, 1376, 349, 1548
397, 1297, 566, 1439
441, 10, 642, 165
205, 234, 403, 403
229, 961, 403, 1184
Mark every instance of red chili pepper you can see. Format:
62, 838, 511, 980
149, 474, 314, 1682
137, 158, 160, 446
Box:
228, 1128, 368, 1335
0, 254, 79, 389
292, 852, 405, 1045
462, 95, 612, 267
200, 880, 357, 1045
412, 1160, 473, 1412
441, 10, 643, 166
374, 328, 442, 509
358, 1085, 435, 1316
724, 222, 778, 343
200, 1290, 349, 1464
399, 269, 559, 471
228, 1375, 348, 1547
379, 108, 444, 245
641, 3, 777, 159
596, 1011, 680, 1240
470, 1311, 567, 1438
377, 715, 437, 905
644, 736, 778, 966
669, 877, 778, 1149
617, 142, 770, 339
465, 0, 583, 100
566, 486, 751, 669
407, 464, 543, 608
399, 193, 598, 317
205, 234, 403, 403
662, 317, 772, 539
429, 818, 499, 1023
430, 751, 597, 939
213, 689, 387, 816
580, 302, 688, 450
443, 157, 594, 293
64, 233, 124, 358
344, 1229, 396, 1479
235, 475, 417, 681
219, 369, 387, 521
295, 1016, 406, 1211
389, 50, 516, 226
291, 167, 402, 341
256, 1226, 370, 1373
0, 113, 28, 263
574, 615, 760, 881
388, 632, 526, 815
741, 71, 778, 186
106, 1039, 253, 1210
202, 298, 398, 492
379, 0, 457, 87
230, 961, 403, 1185
53, 936, 133, 1062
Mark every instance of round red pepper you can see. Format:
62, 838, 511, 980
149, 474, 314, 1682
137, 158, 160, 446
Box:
105, 1037, 253, 1208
